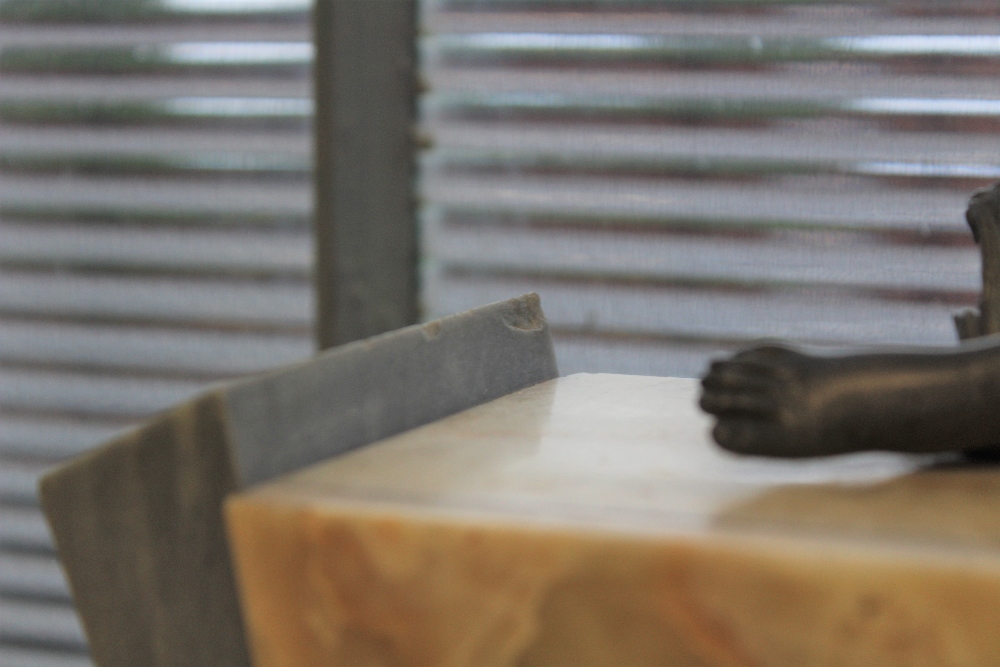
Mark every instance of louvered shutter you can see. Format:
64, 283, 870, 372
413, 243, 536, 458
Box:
0, 2, 314, 664
418, 0, 1000, 378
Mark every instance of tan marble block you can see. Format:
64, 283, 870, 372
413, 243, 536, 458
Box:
226, 373, 1000, 667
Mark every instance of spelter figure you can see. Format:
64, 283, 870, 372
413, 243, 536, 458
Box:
700, 183, 1000, 459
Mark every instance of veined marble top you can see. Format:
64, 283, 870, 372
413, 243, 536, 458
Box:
227, 374, 1000, 667
238, 373, 993, 552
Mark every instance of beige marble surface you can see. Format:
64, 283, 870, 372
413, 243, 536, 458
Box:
226, 373, 1000, 667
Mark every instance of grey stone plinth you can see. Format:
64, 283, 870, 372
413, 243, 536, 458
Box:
39, 294, 557, 667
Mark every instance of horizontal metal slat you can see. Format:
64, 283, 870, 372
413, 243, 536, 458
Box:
0, 126, 309, 157
0, 597, 86, 651
423, 217, 979, 292
1, 77, 311, 102
420, 173, 971, 232
424, 8, 1000, 38
0, 272, 311, 328
0, 459, 48, 505
0, 321, 313, 377
0, 368, 212, 419
425, 91, 1000, 130
431, 0, 1000, 12
425, 275, 964, 346
0, 0, 309, 22
0, 153, 309, 179
0, 552, 69, 600
0, 208, 308, 230
426, 122, 1000, 171
0, 645, 90, 667
425, 69, 1000, 101
0, 42, 312, 76
0, 223, 310, 277
0, 507, 52, 552
423, 148, 1000, 188
424, 122, 1000, 190
424, 32, 1000, 70
0, 175, 309, 216
0, 418, 126, 461
0, 23, 308, 48
0, 98, 310, 128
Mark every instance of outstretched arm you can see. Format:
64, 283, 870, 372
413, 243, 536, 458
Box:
701, 338, 1000, 457
701, 183, 1000, 458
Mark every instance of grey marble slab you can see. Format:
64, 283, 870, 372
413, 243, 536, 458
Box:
39, 294, 557, 667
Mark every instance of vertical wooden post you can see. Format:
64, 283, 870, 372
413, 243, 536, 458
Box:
313, 0, 419, 349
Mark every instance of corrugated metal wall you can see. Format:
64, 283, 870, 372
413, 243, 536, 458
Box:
418, 0, 1000, 378
0, 1, 314, 665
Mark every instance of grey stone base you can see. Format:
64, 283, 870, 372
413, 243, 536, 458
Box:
40, 294, 557, 667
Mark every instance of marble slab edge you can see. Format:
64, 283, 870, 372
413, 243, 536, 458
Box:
38, 293, 558, 667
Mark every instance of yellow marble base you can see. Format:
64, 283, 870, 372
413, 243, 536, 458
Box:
226, 374, 1000, 667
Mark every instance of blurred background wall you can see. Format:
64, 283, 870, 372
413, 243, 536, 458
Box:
0, 1, 314, 664
419, 0, 996, 377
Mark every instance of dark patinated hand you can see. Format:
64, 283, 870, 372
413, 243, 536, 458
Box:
700, 344, 825, 457
701, 339, 1000, 458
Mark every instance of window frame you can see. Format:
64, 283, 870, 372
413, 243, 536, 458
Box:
313, 0, 420, 350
